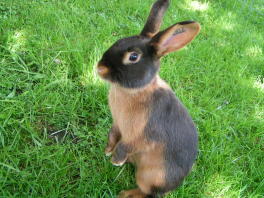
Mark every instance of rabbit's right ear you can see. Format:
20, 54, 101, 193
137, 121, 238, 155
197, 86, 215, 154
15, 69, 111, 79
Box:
150, 21, 201, 57
140, 0, 169, 38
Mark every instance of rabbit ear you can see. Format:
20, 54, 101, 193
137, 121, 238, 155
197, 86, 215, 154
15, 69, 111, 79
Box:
140, 0, 170, 38
150, 21, 201, 57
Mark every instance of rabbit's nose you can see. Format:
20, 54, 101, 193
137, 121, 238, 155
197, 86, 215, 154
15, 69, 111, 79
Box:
97, 63, 109, 77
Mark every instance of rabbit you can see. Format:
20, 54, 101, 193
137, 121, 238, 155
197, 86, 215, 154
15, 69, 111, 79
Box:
97, 0, 200, 197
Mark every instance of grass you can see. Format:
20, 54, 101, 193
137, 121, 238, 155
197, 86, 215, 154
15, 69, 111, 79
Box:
0, 0, 263, 197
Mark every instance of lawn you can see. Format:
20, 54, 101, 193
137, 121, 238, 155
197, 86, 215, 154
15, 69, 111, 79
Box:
0, 0, 263, 197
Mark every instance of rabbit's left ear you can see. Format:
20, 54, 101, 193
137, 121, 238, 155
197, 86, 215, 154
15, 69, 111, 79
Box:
140, 0, 169, 38
151, 21, 201, 57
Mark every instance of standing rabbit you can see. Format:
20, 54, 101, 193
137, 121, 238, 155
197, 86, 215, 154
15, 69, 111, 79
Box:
97, 0, 200, 197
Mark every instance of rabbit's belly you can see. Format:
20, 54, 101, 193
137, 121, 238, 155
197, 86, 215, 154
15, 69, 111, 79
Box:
114, 110, 147, 143
108, 87, 150, 143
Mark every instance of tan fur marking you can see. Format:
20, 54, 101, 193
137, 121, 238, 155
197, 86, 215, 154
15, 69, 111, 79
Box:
118, 144, 166, 197
146, 32, 156, 38
156, 75, 170, 90
109, 88, 147, 144
109, 75, 170, 144
135, 143, 166, 194
109, 75, 169, 195
109, 76, 170, 144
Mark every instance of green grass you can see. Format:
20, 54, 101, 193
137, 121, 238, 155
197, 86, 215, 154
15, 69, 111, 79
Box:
0, 0, 263, 197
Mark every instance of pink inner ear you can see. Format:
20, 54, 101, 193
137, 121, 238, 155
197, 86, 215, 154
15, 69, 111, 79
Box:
154, 22, 200, 56
162, 29, 189, 50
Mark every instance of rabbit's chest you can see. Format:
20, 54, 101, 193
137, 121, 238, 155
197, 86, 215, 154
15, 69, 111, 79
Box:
108, 87, 148, 140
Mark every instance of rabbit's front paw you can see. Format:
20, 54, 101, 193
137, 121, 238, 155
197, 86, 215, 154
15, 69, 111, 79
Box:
111, 156, 127, 166
110, 142, 129, 166
105, 146, 114, 156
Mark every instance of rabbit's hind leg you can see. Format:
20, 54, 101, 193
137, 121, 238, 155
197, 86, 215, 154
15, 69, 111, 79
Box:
118, 188, 147, 198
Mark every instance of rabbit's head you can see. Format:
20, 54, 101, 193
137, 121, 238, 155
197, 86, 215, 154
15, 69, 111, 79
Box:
97, 0, 200, 88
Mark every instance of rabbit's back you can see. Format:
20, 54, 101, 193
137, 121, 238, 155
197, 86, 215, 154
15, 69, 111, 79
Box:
143, 86, 198, 191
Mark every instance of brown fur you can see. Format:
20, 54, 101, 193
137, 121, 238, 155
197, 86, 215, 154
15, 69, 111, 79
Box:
110, 83, 148, 144
105, 125, 121, 155
108, 76, 169, 196
135, 143, 165, 194
109, 76, 169, 144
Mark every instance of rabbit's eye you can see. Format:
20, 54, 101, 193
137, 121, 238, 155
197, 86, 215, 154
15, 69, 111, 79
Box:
129, 53, 138, 62
122, 51, 142, 65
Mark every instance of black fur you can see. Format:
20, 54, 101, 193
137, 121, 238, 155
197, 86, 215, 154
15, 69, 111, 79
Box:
141, 0, 170, 37
148, 186, 166, 198
178, 20, 196, 25
112, 142, 131, 164
145, 88, 198, 192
